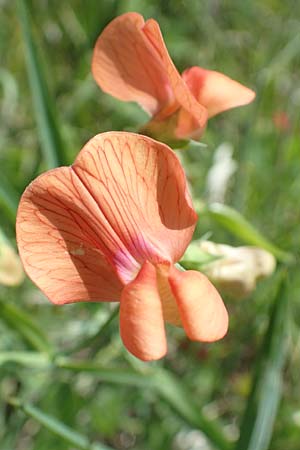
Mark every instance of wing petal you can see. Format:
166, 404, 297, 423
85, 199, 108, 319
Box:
168, 266, 228, 341
143, 19, 208, 136
182, 66, 255, 118
120, 261, 167, 361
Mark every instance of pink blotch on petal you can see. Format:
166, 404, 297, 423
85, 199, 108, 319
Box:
73, 132, 197, 280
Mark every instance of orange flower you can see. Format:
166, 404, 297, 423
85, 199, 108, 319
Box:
16, 132, 228, 361
92, 13, 255, 141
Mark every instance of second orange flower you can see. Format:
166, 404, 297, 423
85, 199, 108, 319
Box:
92, 12, 255, 142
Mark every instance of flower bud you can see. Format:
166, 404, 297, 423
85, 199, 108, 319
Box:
198, 241, 276, 299
0, 236, 24, 286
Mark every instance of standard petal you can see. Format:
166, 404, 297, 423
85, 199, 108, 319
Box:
142, 19, 208, 137
168, 266, 228, 342
16, 167, 123, 305
73, 132, 197, 282
182, 66, 255, 118
92, 12, 173, 115
119, 260, 167, 361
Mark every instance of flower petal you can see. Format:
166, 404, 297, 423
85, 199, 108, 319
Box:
73, 132, 197, 282
175, 107, 204, 141
156, 264, 181, 326
120, 260, 167, 361
17, 132, 197, 303
16, 167, 123, 305
182, 66, 256, 118
92, 12, 173, 115
168, 266, 228, 341
142, 19, 208, 137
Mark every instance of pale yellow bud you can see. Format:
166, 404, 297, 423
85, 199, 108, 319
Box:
198, 241, 276, 299
0, 240, 24, 286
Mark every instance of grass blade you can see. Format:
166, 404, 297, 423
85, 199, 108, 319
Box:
235, 271, 289, 450
57, 358, 231, 450
0, 351, 49, 368
203, 203, 292, 263
3, 353, 231, 450
66, 306, 120, 355
8, 398, 115, 450
17, 0, 67, 168
0, 300, 55, 355
56, 357, 153, 388
152, 369, 232, 450
0, 174, 18, 223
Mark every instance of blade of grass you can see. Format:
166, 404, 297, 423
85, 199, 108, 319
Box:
66, 306, 120, 355
8, 398, 115, 450
56, 356, 154, 388
3, 352, 231, 450
202, 202, 293, 263
180, 239, 221, 270
152, 369, 232, 450
0, 351, 50, 368
0, 300, 55, 355
57, 358, 231, 450
17, 0, 67, 168
0, 174, 18, 223
235, 270, 289, 450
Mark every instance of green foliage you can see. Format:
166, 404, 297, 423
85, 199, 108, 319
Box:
17, 0, 68, 168
236, 271, 290, 450
1, 0, 299, 449
8, 397, 115, 450
202, 202, 292, 262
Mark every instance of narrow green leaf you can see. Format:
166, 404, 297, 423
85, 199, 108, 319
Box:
0, 173, 18, 222
8, 398, 115, 450
235, 271, 289, 450
0, 351, 50, 368
0, 300, 54, 355
180, 239, 222, 270
3, 346, 230, 450
57, 358, 231, 450
56, 357, 153, 388
203, 203, 292, 263
17, 0, 67, 168
8, 353, 231, 450
66, 306, 120, 355
152, 369, 232, 450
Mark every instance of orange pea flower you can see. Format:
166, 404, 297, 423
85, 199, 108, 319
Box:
92, 13, 255, 141
16, 132, 228, 361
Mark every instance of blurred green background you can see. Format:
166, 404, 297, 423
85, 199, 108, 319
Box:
1, 0, 300, 449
